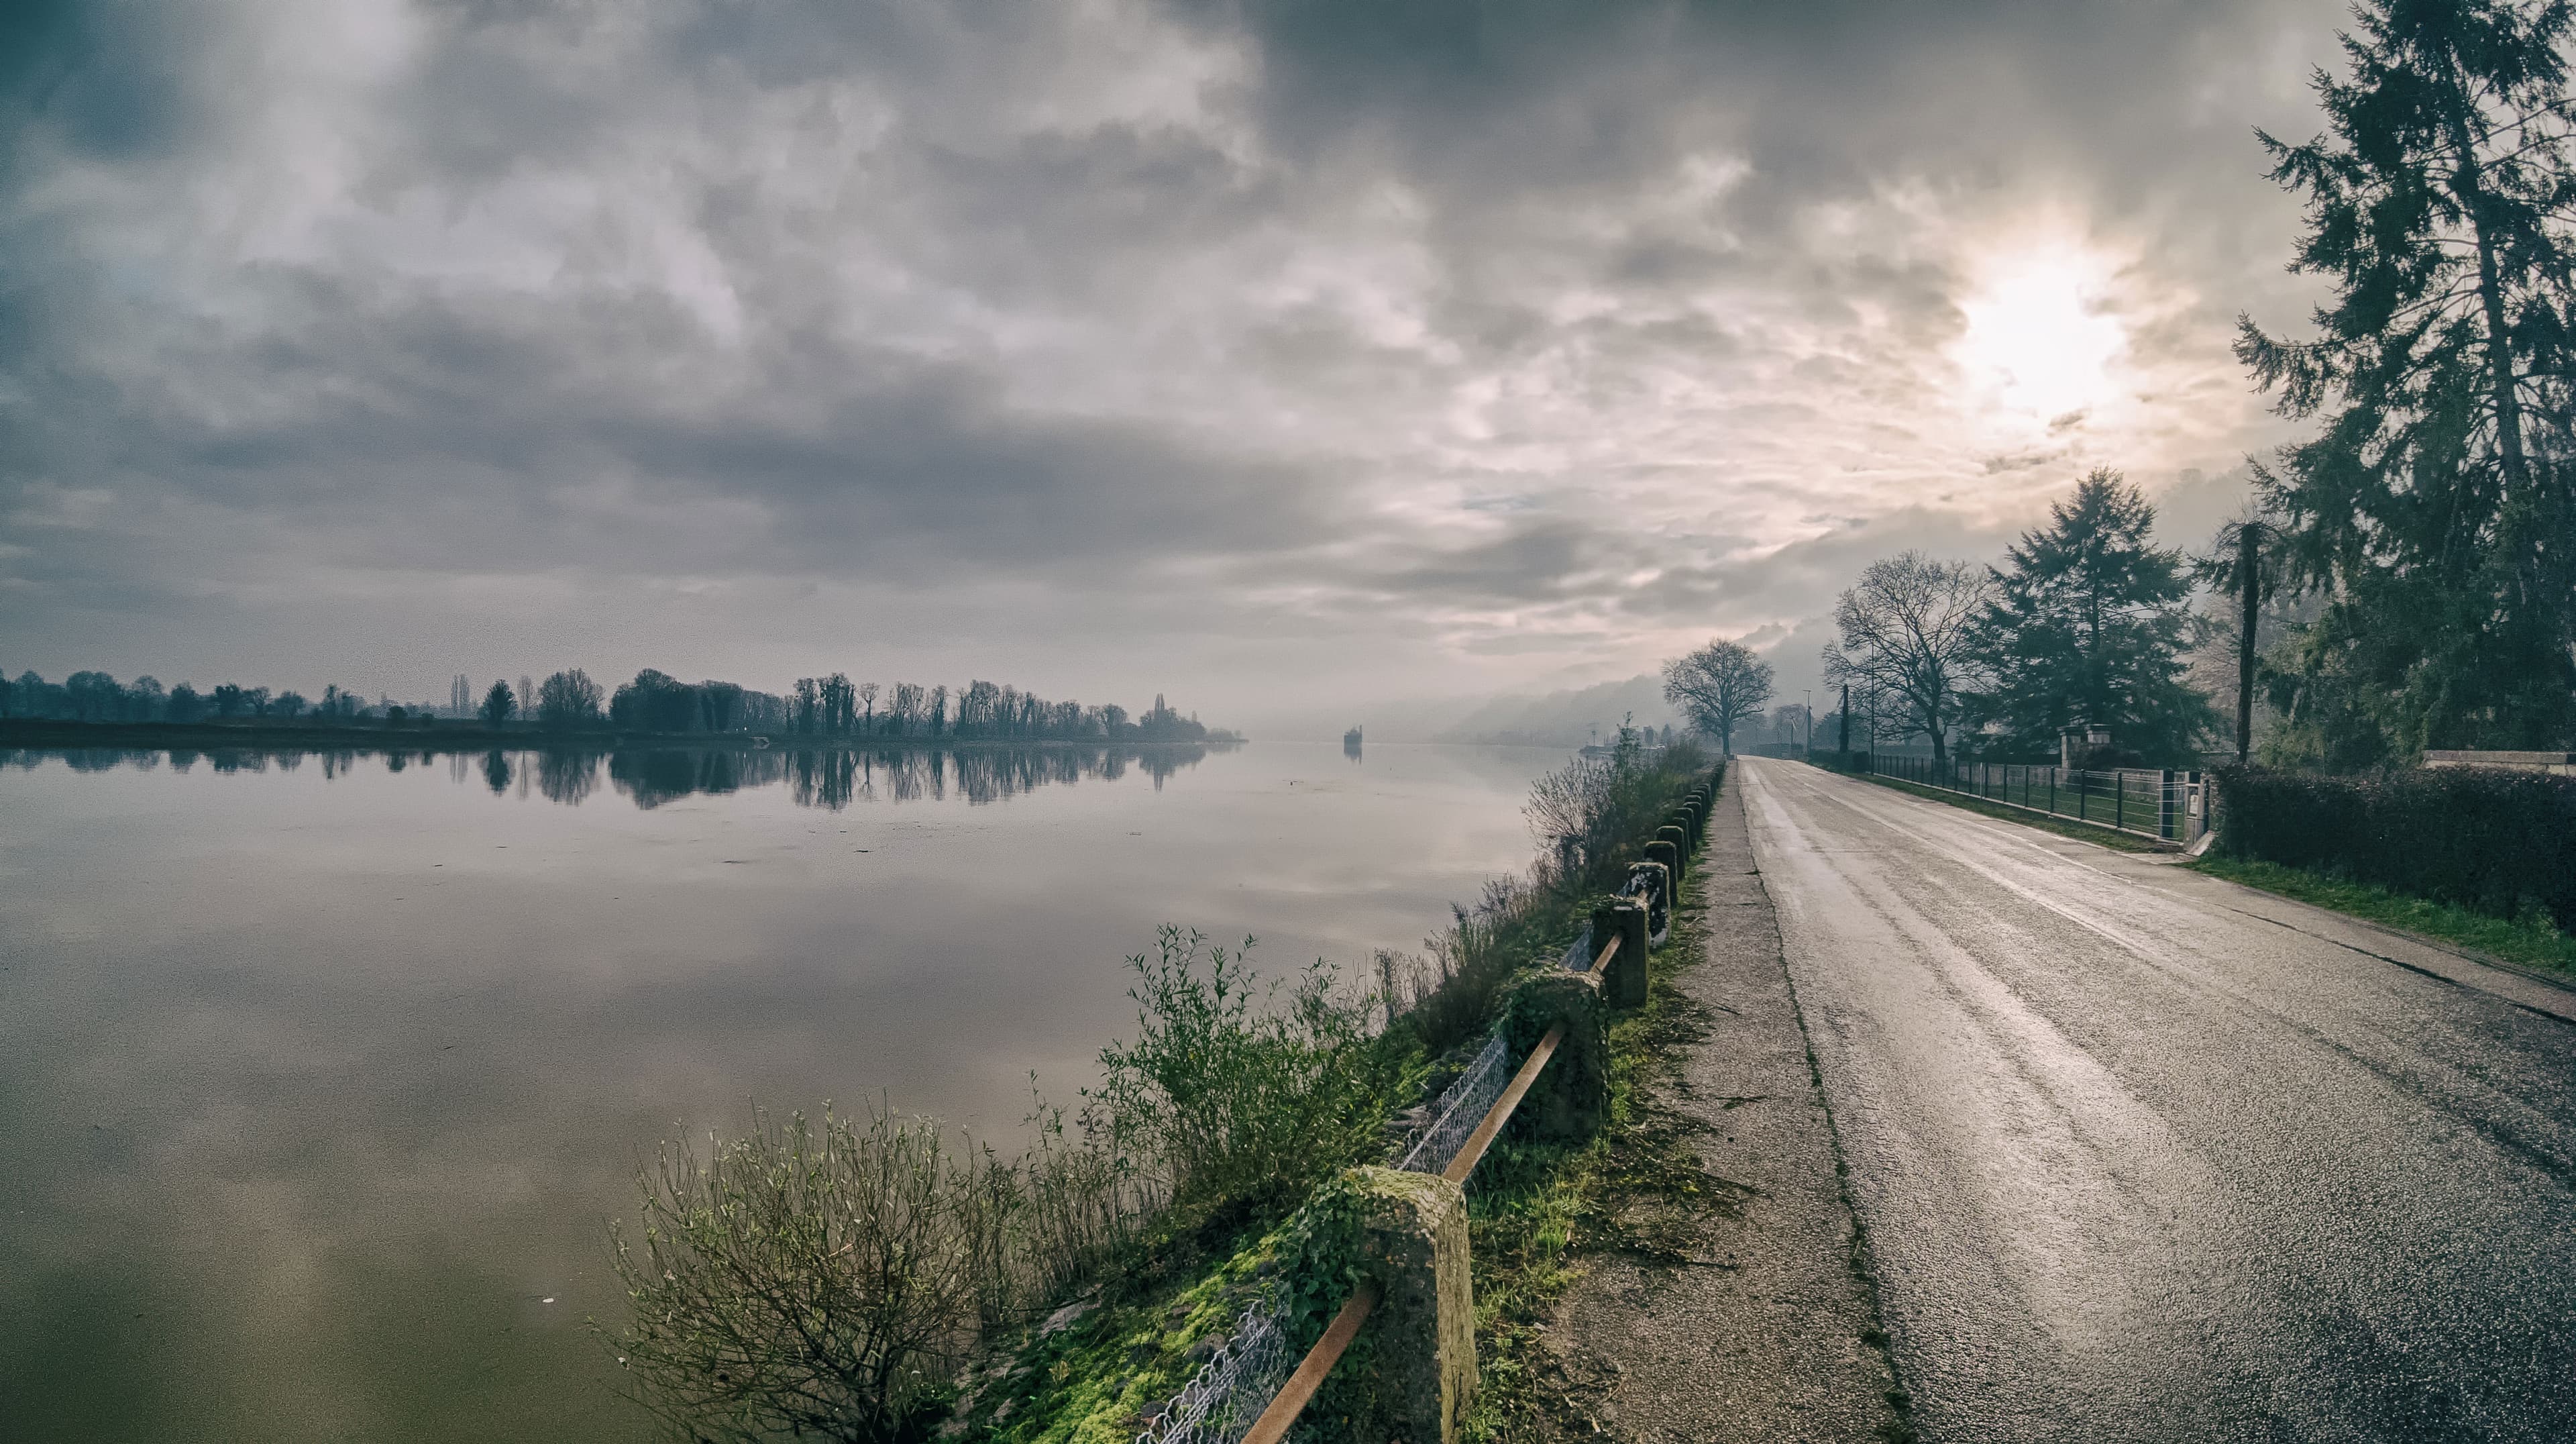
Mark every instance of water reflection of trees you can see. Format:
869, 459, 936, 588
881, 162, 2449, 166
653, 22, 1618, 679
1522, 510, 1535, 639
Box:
1, 740, 1215, 810
632, 743, 1213, 810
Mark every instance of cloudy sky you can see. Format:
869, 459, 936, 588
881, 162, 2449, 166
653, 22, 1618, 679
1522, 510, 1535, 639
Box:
2, 0, 2350, 732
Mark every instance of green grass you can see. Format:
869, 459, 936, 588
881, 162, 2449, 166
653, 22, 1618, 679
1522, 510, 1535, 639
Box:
1452, 845, 1747, 1440
1829, 769, 2172, 854
2189, 854, 2576, 978
952, 1211, 1291, 1443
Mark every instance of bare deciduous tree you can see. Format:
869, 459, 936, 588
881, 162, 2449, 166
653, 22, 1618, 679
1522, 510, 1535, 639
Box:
1823, 551, 1989, 765
1662, 637, 1775, 756
608, 1106, 981, 1444
536, 668, 604, 729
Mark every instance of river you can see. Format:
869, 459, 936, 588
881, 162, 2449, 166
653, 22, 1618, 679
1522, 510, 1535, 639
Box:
0, 739, 1563, 1442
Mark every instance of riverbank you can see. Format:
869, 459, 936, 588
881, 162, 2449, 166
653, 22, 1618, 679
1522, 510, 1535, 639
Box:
0, 740, 1553, 1444
920, 747, 1718, 1441
0, 718, 1242, 754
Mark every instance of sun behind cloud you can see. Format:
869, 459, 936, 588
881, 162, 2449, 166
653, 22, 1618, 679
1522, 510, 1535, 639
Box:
1953, 244, 2131, 427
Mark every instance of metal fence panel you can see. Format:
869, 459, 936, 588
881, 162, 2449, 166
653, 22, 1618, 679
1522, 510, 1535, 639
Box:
1395, 1030, 1511, 1177
1133, 1301, 1296, 1444
1138, 1023, 1513, 1443
1860, 755, 2206, 844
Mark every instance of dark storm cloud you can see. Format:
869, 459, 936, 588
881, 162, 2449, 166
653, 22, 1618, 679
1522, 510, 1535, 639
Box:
1, 0, 2341, 716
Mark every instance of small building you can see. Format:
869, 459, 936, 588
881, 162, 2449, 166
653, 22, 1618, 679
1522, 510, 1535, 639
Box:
2060, 722, 2112, 771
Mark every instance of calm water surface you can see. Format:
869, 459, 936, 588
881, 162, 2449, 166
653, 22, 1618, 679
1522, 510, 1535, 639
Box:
0, 740, 1562, 1442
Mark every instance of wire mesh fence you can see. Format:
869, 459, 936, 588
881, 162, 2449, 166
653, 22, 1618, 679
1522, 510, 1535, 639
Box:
1131, 1298, 1296, 1444
1134, 1023, 1513, 1443
1395, 1029, 1511, 1177
1558, 921, 1593, 972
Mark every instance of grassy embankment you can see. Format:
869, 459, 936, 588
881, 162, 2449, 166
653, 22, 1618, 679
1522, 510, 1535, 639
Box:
600, 741, 1715, 1443
955, 761, 1720, 1442
1815, 761, 2576, 978
2186, 854, 2576, 978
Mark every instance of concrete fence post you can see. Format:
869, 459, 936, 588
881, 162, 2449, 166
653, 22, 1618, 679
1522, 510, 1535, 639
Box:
1342, 1166, 1478, 1443
1654, 825, 1689, 881
1504, 968, 1609, 1141
1591, 896, 1650, 1008
1642, 839, 1680, 905
1628, 859, 1671, 936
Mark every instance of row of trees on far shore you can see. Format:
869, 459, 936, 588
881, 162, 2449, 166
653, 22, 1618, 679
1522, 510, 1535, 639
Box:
1, 666, 1226, 745
1, 672, 380, 725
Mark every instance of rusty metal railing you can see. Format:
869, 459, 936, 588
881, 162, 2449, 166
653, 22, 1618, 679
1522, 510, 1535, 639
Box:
1232, 932, 1615, 1443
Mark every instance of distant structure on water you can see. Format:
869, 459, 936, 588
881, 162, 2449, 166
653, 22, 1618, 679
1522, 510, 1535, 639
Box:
1344, 725, 1363, 758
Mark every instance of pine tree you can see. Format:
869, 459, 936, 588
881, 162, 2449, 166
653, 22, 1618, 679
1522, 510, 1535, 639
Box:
2237, 0, 2576, 760
1966, 470, 2212, 763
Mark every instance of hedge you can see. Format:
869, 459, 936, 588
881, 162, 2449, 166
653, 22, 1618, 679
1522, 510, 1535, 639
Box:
2211, 765, 2576, 932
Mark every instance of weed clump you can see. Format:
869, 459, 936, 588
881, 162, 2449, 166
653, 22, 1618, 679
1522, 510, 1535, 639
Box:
606, 1105, 984, 1444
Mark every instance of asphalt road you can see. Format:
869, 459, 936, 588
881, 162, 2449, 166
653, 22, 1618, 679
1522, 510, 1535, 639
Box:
1736, 758, 2576, 1443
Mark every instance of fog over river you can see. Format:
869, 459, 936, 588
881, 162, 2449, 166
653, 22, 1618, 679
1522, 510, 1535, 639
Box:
0, 740, 1562, 1442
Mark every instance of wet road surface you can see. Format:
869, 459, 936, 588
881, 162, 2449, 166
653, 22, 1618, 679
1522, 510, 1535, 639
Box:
1736, 759, 2576, 1443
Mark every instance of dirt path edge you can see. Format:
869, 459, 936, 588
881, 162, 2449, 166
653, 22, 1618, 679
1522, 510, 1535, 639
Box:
1540, 768, 1911, 1442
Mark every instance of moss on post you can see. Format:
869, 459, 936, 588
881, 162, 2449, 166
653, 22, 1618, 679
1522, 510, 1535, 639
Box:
1672, 800, 1703, 845
1654, 824, 1689, 879
1503, 968, 1607, 1141
1339, 1166, 1477, 1443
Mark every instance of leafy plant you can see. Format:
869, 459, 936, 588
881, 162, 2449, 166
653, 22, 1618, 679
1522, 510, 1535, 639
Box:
1087, 928, 1395, 1223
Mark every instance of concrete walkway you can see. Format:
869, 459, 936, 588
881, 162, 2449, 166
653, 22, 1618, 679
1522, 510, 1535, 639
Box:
1544, 770, 1907, 1442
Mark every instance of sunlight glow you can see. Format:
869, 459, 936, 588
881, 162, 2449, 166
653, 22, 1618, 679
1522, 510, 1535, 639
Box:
1954, 248, 2129, 423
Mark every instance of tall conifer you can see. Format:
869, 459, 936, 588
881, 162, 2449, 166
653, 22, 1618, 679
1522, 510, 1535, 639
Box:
1966, 471, 2211, 762
2238, 0, 2576, 759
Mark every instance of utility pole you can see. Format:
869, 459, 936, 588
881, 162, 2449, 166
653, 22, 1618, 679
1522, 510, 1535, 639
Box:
2235, 523, 2263, 766
1803, 690, 1813, 754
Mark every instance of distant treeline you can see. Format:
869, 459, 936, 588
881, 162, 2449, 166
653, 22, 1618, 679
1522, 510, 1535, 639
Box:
1, 666, 1233, 745
0, 670, 368, 723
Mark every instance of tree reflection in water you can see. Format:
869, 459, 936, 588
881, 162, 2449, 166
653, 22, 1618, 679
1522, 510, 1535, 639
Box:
1, 741, 1222, 809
